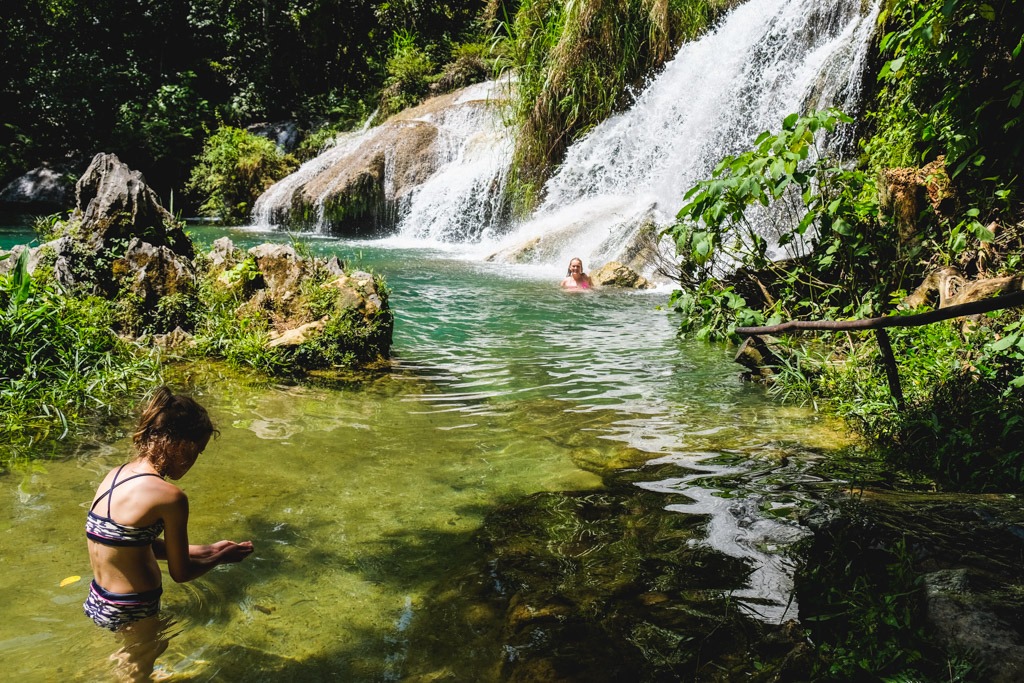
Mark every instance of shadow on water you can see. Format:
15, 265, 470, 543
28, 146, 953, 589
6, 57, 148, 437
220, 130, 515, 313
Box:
398, 479, 812, 683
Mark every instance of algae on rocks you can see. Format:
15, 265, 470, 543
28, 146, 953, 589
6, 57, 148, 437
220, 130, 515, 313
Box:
200, 238, 393, 372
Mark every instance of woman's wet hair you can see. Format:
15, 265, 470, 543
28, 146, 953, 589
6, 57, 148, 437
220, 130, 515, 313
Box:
134, 386, 218, 449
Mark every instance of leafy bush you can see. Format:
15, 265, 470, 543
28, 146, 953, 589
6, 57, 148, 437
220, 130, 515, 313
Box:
187, 126, 297, 223
663, 110, 894, 341
377, 30, 436, 121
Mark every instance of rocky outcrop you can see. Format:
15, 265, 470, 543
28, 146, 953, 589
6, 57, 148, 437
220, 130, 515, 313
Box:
797, 494, 1024, 681
255, 80, 509, 235
0, 162, 78, 210
209, 239, 393, 369
880, 156, 955, 242
247, 121, 302, 152
1, 154, 393, 369
71, 152, 191, 258
0, 154, 195, 321
590, 261, 653, 289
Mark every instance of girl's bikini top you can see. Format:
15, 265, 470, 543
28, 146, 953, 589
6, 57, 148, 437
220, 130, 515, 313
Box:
85, 464, 165, 547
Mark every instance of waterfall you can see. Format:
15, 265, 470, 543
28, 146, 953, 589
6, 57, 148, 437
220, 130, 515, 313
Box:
251, 119, 377, 229
252, 0, 880, 270
251, 80, 513, 239
392, 83, 514, 243
484, 0, 881, 270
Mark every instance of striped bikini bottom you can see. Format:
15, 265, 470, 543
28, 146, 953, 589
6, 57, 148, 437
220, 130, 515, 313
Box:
83, 580, 162, 632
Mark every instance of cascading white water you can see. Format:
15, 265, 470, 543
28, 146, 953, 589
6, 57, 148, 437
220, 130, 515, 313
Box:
392, 82, 515, 243
253, 0, 879, 270
251, 80, 513, 239
251, 121, 376, 229
483, 0, 881, 269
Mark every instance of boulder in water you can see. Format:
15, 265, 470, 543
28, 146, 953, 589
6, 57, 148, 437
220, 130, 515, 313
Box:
591, 261, 653, 289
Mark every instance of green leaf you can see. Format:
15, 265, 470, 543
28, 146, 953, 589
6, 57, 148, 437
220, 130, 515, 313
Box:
978, 4, 995, 20
833, 218, 854, 236
970, 220, 995, 242
991, 334, 1020, 352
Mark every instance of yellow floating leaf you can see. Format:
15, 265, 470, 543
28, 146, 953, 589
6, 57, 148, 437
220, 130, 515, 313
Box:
60, 575, 82, 588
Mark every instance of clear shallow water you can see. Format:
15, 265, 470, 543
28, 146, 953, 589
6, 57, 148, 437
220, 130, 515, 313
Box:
0, 224, 856, 680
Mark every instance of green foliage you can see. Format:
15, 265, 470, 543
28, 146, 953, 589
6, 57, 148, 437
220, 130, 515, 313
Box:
2, 0, 486, 202
798, 532, 944, 681
667, 281, 766, 341
32, 213, 67, 243
377, 29, 437, 120
873, 0, 1024, 209
664, 109, 894, 341
188, 272, 291, 375
762, 316, 1024, 491
113, 73, 212, 170
0, 248, 161, 465
187, 126, 297, 223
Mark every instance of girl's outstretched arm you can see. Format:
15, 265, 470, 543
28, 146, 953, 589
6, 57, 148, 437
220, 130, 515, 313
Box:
160, 491, 253, 582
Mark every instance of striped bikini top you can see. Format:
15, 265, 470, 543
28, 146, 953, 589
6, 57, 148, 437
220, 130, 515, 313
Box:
85, 464, 165, 547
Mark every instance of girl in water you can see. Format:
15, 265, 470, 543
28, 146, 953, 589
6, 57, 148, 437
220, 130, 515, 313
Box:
560, 257, 594, 289
84, 387, 253, 680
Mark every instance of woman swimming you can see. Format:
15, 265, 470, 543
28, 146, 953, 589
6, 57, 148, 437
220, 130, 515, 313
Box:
560, 257, 594, 290
84, 387, 253, 680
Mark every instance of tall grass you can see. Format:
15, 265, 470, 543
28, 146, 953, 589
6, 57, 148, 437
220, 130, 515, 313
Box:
0, 249, 161, 469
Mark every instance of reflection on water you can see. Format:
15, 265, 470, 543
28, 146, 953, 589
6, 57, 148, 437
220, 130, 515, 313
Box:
0, 233, 855, 680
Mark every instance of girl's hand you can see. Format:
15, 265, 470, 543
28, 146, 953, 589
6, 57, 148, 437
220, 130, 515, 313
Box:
194, 540, 254, 564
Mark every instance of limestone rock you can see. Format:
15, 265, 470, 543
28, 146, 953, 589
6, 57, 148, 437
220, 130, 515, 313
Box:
925, 569, 1024, 682
590, 261, 653, 289
0, 163, 77, 210
267, 319, 327, 348
248, 244, 306, 294
151, 326, 195, 351
880, 156, 955, 242
112, 238, 196, 304
247, 121, 301, 152
256, 81, 508, 235
208, 236, 242, 268
71, 152, 191, 258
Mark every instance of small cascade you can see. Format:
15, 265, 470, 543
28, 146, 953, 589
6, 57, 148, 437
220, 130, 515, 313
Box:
251, 80, 513, 238
393, 82, 514, 243
487, 0, 881, 270
251, 122, 376, 229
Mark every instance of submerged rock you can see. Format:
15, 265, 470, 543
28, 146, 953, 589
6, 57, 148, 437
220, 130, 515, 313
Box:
796, 493, 1024, 681
401, 482, 810, 682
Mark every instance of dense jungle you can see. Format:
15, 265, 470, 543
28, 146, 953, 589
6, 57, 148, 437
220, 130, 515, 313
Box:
2, 0, 1024, 681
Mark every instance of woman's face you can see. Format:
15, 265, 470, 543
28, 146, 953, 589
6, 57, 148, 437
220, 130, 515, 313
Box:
568, 259, 583, 276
